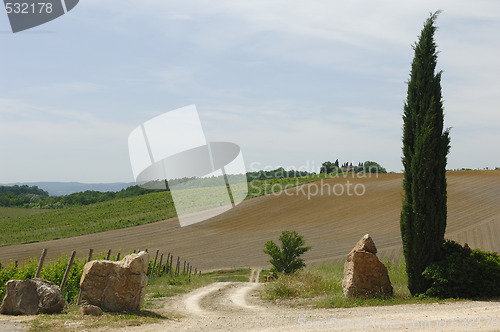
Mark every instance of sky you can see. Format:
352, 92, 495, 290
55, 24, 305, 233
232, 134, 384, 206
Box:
0, 0, 499, 183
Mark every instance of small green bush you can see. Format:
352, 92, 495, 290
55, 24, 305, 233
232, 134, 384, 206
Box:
263, 230, 311, 275
423, 240, 500, 298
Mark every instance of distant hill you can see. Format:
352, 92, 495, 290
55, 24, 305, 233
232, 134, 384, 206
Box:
0, 182, 135, 196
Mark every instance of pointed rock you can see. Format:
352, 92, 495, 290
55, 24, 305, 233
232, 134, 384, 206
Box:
342, 234, 393, 298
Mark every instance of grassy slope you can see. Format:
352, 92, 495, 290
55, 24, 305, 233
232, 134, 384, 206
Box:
0, 175, 324, 247
0, 192, 175, 246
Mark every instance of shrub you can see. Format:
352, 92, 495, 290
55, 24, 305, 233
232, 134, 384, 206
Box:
263, 230, 311, 275
423, 240, 500, 298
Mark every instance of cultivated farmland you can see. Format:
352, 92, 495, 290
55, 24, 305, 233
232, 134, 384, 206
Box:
0, 171, 499, 271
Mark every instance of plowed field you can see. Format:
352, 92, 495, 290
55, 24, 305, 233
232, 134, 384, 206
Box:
1, 171, 499, 270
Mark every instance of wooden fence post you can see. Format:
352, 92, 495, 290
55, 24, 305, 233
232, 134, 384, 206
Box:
156, 253, 163, 278
169, 255, 173, 277
60, 251, 76, 293
106, 249, 112, 260
35, 248, 47, 278
116, 253, 120, 261
150, 250, 159, 279
176, 256, 180, 277
166, 253, 170, 273
183, 261, 186, 276
77, 249, 93, 305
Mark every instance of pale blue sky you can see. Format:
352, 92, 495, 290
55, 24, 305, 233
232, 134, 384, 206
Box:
1, 1, 499, 183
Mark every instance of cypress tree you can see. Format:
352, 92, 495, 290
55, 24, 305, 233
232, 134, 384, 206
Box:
400, 11, 451, 296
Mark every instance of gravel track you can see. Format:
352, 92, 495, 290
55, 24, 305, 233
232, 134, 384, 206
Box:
119, 269, 500, 332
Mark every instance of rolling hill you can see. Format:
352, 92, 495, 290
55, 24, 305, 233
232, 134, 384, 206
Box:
0, 171, 499, 271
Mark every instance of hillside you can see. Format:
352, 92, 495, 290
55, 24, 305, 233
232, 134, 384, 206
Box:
0, 171, 499, 271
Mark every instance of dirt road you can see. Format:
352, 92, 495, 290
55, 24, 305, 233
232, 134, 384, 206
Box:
120, 269, 500, 332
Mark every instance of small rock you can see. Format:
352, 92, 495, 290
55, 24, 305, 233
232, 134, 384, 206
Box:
80, 304, 103, 316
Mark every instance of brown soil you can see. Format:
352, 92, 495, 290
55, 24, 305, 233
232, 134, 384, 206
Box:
1, 171, 499, 271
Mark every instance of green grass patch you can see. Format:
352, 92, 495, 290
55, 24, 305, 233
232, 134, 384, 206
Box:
0, 192, 176, 246
0, 206, 46, 220
260, 260, 453, 308
202, 268, 251, 282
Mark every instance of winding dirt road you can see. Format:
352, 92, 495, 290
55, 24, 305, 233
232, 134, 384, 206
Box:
119, 269, 500, 332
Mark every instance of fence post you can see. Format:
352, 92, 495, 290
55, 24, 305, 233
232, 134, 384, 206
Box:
169, 255, 173, 277
189, 265, 192, 280
165, 253, 170, 273
183, 261, 186, 276
77, 249, 93, 305
60, 251, 76, 293
106, 249, 112, 260
116, 252, 120, 261
150, 250, 159, 279
35, 248, 47, 278
176, 256, 180, 277
156, 253, 163, 278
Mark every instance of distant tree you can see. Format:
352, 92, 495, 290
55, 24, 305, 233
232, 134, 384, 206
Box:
263, 230, 311, 275
320, 161, 337, 174
400, 11, 451, 296
363, 161, 387, 174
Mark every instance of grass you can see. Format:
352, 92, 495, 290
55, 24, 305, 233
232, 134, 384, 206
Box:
0, 206, 46, 220
27, 304, 170, 332
0, 173, 340, 247
0, 192, 176, 246
260, 260, 454, 308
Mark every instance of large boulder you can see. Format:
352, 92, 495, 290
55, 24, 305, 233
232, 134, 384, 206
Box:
342, 234, 393, 298
0, 278, 65, 315
79, 251, 149, 312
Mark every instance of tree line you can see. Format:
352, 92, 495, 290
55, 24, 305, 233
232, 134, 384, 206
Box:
1, 159, 387, 209
0, 185, 162, 209
320, 160, 387, 174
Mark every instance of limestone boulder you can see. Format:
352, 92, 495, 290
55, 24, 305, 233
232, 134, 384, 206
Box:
342, 234, 393, 298
0, 278, 65, 315
79, 251, 149, 312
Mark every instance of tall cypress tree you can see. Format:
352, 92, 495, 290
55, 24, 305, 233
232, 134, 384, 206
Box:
401, 11, 451, 296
